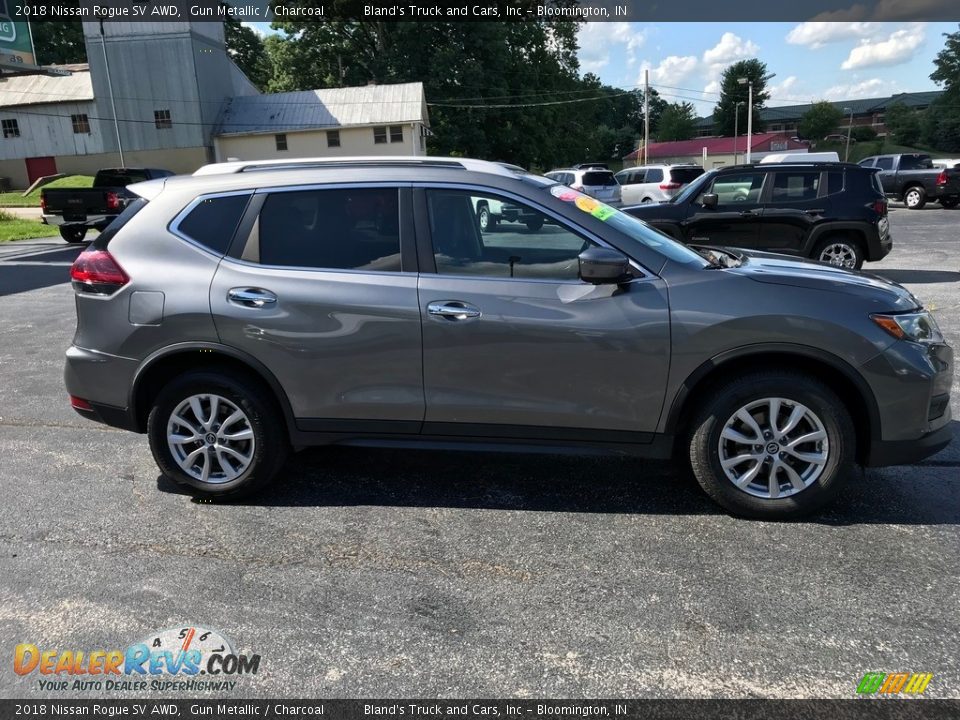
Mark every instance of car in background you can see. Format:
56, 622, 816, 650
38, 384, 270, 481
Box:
823, 134, 855, 144
545, 164, 621, 206
624, 162, 890, 270
615, 164, 705, 205
471, 196, 544, 232
858, 153, 960, 209
41, 167, 174, 243
932, 158, 960, 170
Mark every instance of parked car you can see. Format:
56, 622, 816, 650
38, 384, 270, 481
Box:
624, 162, 890, 269
64, 156, 952, 519
614, 164, 705, 205
931, 158, 960, 170
471, 196, 543, 232
41, 167, 174, 242
823, 134, 855, 143
760, 152, 840, 164
858, 153, 960, 209
545, 164, 621, 206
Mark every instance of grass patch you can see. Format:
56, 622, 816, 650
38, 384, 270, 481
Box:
0, 175, 94, 207
0, 209, 56, 242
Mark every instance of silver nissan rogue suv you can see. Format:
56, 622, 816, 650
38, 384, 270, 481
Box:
65, 157, 953, 518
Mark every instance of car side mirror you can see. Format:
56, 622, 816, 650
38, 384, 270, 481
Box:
579, 246, 630, 285
701, 193, 719, 208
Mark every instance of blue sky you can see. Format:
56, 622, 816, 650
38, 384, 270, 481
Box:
244, 21, 957, 116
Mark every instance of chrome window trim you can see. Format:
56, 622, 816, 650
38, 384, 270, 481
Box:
168, 189, 254, 259
414, 181, 653, 279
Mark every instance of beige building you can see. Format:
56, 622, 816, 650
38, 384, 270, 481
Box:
213, 83, 430, 162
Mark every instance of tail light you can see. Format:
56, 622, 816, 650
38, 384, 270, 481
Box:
659, 182, 682, 191
105, 191, 120, 210
70, 249, 129, 295
40, 193, 47, 213
936, 170, 948, 186
70, 395, 93, 411
872, 200, 888, 216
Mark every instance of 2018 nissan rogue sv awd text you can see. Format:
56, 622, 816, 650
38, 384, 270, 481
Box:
65, 158, 953, 519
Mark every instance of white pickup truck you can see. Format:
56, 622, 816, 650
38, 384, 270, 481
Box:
472, 197, 544, 232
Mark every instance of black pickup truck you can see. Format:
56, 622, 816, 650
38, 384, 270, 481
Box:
41, 167, 173, 242
858, 153, 960, 209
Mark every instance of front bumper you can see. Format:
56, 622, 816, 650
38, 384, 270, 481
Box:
866, 419, 953, 466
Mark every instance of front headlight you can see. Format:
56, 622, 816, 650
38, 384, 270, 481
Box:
871, 311, 944, 344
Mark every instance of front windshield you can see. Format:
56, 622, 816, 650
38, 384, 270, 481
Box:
522, 176, 710, 267
670, 169, 716, 204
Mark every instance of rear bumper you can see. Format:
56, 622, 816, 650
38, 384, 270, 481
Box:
42, 214, 110, 228
64, 345, 141, 432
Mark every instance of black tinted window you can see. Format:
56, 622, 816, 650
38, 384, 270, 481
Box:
670, 167, 705, 184
177, 194, 250, 255
827, 171, 845, 195
259, 188, 401, 272
645, 168, 664, 183
899, 154, 932, 170
875, 157, 894, 171
582, 171, 616, 186
427, 190, 592, 281
770, 172, 820, 202
94, 170, 148, 187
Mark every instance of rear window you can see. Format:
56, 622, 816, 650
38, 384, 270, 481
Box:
669, 167, 705, 184
94, 170, 149, 187
644, 168, 664, 183
899, 154, 933, 170
582, 171, 616, 186
176, 194, 250, 255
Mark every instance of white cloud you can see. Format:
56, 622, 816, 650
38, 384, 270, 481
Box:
577, 23, 646, 76
638, 55, 700, 87
768, 75, 811, 104
785, 22, 880, 49
822, 78, 896, 100
841, 24, 926, 69
702, 32, 759, 67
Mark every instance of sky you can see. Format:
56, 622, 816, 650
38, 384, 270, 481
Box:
243, 21, 957, 117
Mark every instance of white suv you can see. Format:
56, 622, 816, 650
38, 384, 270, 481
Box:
544, 165, 621, 206
616, 164, 704, 205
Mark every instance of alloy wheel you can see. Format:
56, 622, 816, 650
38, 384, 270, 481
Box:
717, 397, 829, 499
166, 394, 255, 484
819, 243, 858, 268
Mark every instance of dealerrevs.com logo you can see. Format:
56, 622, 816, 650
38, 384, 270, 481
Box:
14, 625, 261, 692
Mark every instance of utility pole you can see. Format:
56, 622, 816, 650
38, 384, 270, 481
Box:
643, 69, 650, 166
99, 21, 124, 167
844, 107, 854, 162
733, 101, 743, 165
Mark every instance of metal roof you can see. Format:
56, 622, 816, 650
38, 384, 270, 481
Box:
0, 64, 93, 107
214, 82, 428, 136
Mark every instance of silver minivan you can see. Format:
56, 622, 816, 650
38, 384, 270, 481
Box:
545, 164, 622, 206
616, 164, 705, 205
64, 156, 952, 519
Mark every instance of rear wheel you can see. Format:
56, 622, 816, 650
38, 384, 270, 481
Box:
940, 196, 959, 209
903, 186, 927, 209
60, 226, 87, 243
688, 371, 855, 519
147, 371, 288, 500
477, 203, 494, 233
813, 236, 863, 270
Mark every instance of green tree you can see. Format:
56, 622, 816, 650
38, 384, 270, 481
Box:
224, 15, 272, 90
31, 14, 87, 65
922, 25, 960, 152
885, 101, 922, 146
712, 59, 771, 137
930, 24, 960, 92
655, 102, 697, 141
797, 101, 844, 141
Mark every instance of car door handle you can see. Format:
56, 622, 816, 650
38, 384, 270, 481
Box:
427, 301, 482, 321
739, 210, 757, 217
228, 287, 277, 308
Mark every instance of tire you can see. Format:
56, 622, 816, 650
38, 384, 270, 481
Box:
940, 196, 959, 209
641, 197, 653, 204
477, 203, 492, 233
147, 371, 289, 500
524, 217, 544, 232
903, 186, 927, 210
60, 226, 87, 243
688, 371, 855, 519
813, 236, 864, 270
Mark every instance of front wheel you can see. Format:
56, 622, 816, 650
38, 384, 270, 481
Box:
477, 204, 493, 233
903, 186, 927, 209
60, 226, 87, 243
814, 236, 863, 270
147, 371, 288, 500
940, 196, 959, 209
688, 371, 855, 519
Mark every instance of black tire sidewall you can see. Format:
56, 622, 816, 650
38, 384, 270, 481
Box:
904, 187, 926, 209
147, 372, 287, 498
61, 227, 86, 243
689, 373, 855, 519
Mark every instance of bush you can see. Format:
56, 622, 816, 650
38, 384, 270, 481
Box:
0, 209, 16, 221
851, 126, 878, 142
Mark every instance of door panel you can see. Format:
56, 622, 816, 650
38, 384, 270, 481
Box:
759, 170, 828, 252
684, 171, 765, 248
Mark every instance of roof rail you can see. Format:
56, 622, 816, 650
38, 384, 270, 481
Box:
194, 156, 516, 177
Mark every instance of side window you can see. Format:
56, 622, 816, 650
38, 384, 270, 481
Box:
426, 190, 593, 281
875, 157, 894, 171
258, 187, 401, 272
769, 171, 821, 202
858, 158, 875, 168
645, 168, 664, 183
826, 171, 845, 195
705, 172, 766, 204
176, 194, 251, 255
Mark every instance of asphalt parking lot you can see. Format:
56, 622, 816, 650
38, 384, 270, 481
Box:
1, 205, 958, 700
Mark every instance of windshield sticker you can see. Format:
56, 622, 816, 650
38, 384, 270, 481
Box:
550, 185, 579, 202
574, 195, 598, 212
590, 204, 617, 221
